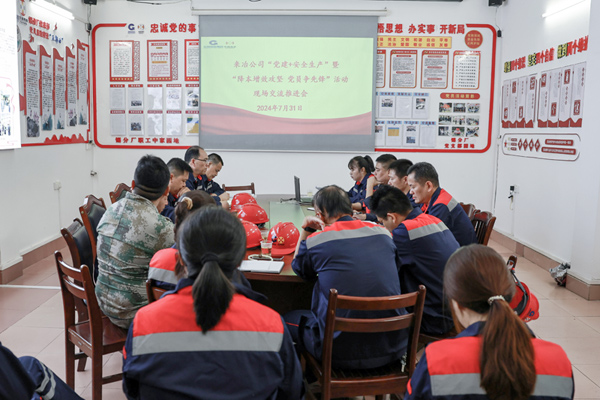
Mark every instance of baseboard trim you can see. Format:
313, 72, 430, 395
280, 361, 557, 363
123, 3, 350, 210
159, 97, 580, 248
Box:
490, 230, 600, 301
0, 237, 65, 284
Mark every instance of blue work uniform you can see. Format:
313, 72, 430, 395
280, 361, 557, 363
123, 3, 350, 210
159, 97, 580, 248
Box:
405, 322, 574, 400
289, 216, 406, 369
160, 193, 177, 223
392, 208, 459, 335
184, 171, 198, 191
347, 174, 373, 206
423, 187, 477, 246
123, 278, 303, 400
198, 174, 223, 206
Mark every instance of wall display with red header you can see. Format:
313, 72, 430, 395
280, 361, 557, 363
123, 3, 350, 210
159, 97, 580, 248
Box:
17, 1, 89, 146
93, 19, 199, 149
500, 34, 587, 161
375, 21, 496, 153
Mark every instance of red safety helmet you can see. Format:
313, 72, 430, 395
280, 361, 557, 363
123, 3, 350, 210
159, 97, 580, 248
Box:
241, 220, 262, 249
237, 203, 269, 226
231, 193, 257, 212
509, 281, 539, 322
268, 222, 300, 257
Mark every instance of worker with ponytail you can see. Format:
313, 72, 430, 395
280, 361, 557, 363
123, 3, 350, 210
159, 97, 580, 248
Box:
405, 244, 573, 400
123, 207, 303, 399
347, 155, 375, 211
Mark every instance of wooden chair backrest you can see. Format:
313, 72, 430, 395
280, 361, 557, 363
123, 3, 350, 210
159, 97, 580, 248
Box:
145, 279, 168, 303
459, 202, 477, 221
61, 218, 94, 272
321, 286, 426, 380
222, 182, 255, 195
109, 182, 132, 204
54, 251, 103, 342
472, 210, 496, 246
79, 195, 107, 261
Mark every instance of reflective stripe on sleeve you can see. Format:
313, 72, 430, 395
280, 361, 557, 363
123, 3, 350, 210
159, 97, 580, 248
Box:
147, 267, 178, 285
407, 222, 448, 241
307, 225, 390, 249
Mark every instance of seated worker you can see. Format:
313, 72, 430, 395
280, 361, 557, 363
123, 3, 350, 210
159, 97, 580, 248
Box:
388, 159, 419, 208
371, 185, 459, 335
161, 157, 193, 223
347, 155, 375, 211
0, 342, 83, 400
284, 185, 407, 369
150, 190, 216, 289
198, 153, 231, 209
95, 155, 175, 329
183, 145, 208, 191
123, 207, 304, 399
407, 162, 477, 246
405, 245, 574, 400
356, 153, 397, 222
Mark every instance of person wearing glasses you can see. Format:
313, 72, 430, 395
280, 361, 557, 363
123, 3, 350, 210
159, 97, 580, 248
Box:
183, 145, 209, 191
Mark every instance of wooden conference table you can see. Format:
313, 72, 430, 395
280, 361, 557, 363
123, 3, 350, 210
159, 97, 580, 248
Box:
241, 195, 315, 314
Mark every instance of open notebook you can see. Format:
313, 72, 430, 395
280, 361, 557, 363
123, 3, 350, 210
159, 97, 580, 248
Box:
239, 260, 284, 274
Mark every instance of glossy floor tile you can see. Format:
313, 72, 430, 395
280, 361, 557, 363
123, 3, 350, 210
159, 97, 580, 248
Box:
0, 241, 598, 399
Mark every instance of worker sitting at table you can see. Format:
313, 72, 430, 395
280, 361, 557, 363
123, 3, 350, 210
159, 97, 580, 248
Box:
370, 185, 459, 335
387, 159, 419, 208
347, 155, 375, 211
284, 185, 407, 369
160, 157, 193, 223
199, 153, 230, 209
183, 145, 208, 191
355, 153, 397, 222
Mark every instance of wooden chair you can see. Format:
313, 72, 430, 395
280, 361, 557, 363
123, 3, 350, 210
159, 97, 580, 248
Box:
303, 286, 426, 400
109, 182, 131, 204
79, 195, 107, 262
459, 202, 477, 221
60, 218, 95, 371
54, 251, 127, 400
472, 210, 497, 246
145, 279, 167, 303
222, 182, 255, 195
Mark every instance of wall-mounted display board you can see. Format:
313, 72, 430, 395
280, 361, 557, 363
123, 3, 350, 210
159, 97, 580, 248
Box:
500, 34, 588, 161
374, 22, 496, 153
92, 20, 199, 149
0, 0, 21, 150
16, 1, 89, 147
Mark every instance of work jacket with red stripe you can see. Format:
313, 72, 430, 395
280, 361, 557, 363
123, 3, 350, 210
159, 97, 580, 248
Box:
348, 174, 373, 205
422, 187, 477, 247
122, 278, 303, 400
405, 321, 574, 400
392, 208, 459, 335
292, 216, 407, 369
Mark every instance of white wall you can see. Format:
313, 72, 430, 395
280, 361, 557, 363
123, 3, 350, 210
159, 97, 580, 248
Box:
89, 0, 500, 211
0, 0, 92, 271
494, 0, 593, 280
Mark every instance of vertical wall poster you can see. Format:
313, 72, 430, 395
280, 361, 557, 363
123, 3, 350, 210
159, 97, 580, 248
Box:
148, 40, 172, 81
0, 0, 20, 150
184, 39, 199, 81
40, 45, 53, 131
77, 40, 89, 125
66, 46, 77, 127
53, 49, 66, 129
23, 41, 40, 137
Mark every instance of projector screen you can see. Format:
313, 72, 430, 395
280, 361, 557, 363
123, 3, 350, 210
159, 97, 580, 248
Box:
198, 15, 378, 151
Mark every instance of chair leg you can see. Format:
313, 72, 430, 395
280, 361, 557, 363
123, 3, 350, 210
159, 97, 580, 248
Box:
77, 355, 88, 372
65, 339, 76, 389
92, 354, 103, 400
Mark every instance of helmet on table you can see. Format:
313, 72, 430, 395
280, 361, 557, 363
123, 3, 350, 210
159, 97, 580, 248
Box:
237, 203, 269, 228
241, 220, 262, 249
231, 193, 257, 212
268, 222, 300, 257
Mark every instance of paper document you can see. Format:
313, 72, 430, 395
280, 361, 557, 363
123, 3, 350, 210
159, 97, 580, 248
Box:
239, 260, 284, 274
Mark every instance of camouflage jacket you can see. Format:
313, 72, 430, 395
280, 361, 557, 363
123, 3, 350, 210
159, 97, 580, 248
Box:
95, 191, 175, 329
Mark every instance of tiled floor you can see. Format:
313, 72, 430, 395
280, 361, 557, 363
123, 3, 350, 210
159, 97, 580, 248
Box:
1, 241, 599, 399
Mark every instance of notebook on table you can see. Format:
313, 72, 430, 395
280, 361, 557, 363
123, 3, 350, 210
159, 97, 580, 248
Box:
239, 260, 284, 274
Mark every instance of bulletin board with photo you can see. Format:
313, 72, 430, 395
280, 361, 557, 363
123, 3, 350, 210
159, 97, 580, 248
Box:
374, 22, 497, 153
16, 2, 90, 147
92, 20, 200, 149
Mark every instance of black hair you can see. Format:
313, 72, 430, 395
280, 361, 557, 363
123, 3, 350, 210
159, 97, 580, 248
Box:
375, 154, 397, 170
167, 157, 193, 177
370, 185, 413, 219
407, 161, 439, 187
177, 207, 246, 332
184, 146, 205, 163
207, 153, 224, 166
133, 155, 170, 201
312, 185, 353, 219
389, 159, 414, 179
348, 155, 375, 174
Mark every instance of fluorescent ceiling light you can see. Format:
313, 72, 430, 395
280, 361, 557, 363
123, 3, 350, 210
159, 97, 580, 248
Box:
191, 9, 388, 16
31, 0, 74, 20
542, 0, 587, 18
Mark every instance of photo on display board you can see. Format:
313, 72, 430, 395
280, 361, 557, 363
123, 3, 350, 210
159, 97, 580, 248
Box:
452, 115, 465, 125
439, 115, 452, 125
466, 127, 479, 137
467, 116, 479, 126
453, 103, 466, 112
439, 102, 452, 113
27, 112, 40, 137
467, 103, 480, 113
438, 126, 450, 136
452, 126, 464, 136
